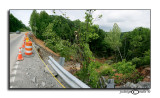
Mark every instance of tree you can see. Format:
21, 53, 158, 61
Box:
29, 10, 39, 37
84, 10, 95, 42
39, 11, 50, 40
121, 27, 150, 60
105, 23, 123, 61
42, 23, 54, 39
10, 14, 29, 32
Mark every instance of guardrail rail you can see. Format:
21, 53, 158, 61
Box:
48, 56, 90, 88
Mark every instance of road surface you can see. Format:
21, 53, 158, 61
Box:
9, 32, 69, 88
10, 32, 25, 72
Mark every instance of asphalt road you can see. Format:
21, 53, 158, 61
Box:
10, 32, 25, 72
9, 32, 69, 88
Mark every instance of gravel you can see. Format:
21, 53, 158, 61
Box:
10, 42, 69, 88
122, 81, 151, 88
31, 77, 36, 83
36, 83, 39, 87
41, 81, 45, 87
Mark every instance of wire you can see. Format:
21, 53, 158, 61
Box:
32, 42, 66, 88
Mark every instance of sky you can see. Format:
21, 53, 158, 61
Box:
10, 10, 150, 32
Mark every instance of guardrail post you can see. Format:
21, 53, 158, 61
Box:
48, 56, 90, 88
107, 79, 115, 88
59, 57, 65, 66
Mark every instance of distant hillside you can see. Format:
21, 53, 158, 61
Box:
9, 13, 30, 32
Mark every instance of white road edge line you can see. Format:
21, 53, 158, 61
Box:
13, 64, 19, 69
10, 76, 15, 83
11, 70, 17, 75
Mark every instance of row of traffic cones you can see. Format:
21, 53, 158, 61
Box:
17, 32, 29, 61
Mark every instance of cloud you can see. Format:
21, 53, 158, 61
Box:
10, 10, 33, 26
10, 10, 150, 32
54, 10, 86, 22
93, 10, 150, 32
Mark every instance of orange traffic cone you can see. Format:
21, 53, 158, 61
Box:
17, 47, 24, 61
22, 42, 25, 48
25, 32, 28, 37
24, 37, 26, 41
26, 37, 29, 42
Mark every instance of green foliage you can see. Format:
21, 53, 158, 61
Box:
131, 49, 150, 68
88, 61, 100, 88
121, 27, 150, 60
131, 57, 142, 67
100, 67, 114, 76
112, 60, 136, 74
42, 23, 54, 39
75, 66, 88, 82
45, 43, 54, 50
105, 23, 123, 61
29, 10, 39, 36
58, 40, 74, 61
45, 38, 75, 61
43, 23, 79, 61
94, 61, 102, 69
111, 60, 144, 84
105, 23, 121, 51
10, 14, 29, 32
83, 43, 94, 60
88, 68, 99, 88
85, 10, 94, 28
29, 10, 150, 87
143, 49, 150, 65
76, 61, 101, 88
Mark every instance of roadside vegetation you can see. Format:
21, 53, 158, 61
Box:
29, 10, 150, 88
9, 14, 30, 32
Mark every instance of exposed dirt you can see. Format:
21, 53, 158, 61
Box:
30, 33, 150, 86
94, 56, 114, 64
30, 34, 60, 57
30, 33, 81, 74
137, 66, 150, 82
95, 58, 106, 63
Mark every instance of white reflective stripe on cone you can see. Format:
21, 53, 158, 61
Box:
25, 51, 32, 53
25, 46, 32, 48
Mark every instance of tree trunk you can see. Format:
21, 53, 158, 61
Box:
117, 46, 123, 61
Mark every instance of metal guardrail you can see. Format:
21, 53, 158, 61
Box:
48, 56, 90, 88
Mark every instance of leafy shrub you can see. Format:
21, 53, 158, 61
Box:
88, 68, 100, 88
45, 43, 56, 52
70, 43, 81, 61
131, 50, 150, 68
100, 67, 114, 76
83, 43, 94, 60
76, 61, 101, 88
60, 46, 72, 61
93, 61, 102, 69
55, 41, 64, 52
142, 49, 150, 65
75, 66, 88, 82
111, 60, 145, 84
131, 57, 142, 68
122, 71, 144, 83
88, 61, 100, 88
112, 60, 136, 74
